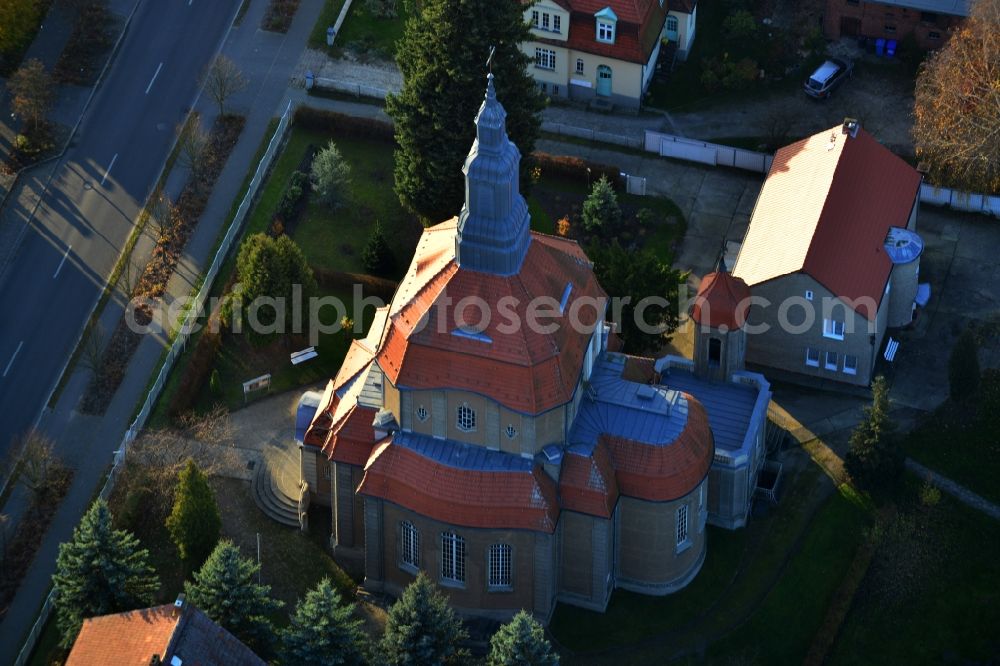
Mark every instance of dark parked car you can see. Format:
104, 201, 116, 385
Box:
804, 58, 853, 99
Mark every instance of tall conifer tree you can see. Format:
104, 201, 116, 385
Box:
387, 0, 545, 222
52, 500, 160, 646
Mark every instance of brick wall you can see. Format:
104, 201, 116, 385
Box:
824, 0, 964, 50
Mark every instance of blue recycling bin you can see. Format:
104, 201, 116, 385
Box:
886, 39, 897, 57
875, 38, 886, 56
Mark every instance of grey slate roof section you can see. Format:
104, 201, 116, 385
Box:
295, 391, 324, 444
455, 74, 532, 276
661, 369, 757, 453
170, 606, 266, 666
875, 0, 969, 15
394, 430, 533, 472
569, 354, 690, 450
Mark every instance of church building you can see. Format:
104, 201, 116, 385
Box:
296, 75, 770, 621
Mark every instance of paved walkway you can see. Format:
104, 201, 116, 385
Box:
906, 459, 1000, 521
0, 0, 325, 660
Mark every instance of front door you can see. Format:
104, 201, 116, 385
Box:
596, 65, 612, 97
666, 16, 679, 41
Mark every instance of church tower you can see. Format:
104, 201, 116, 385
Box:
455, 74, 531, 275
690, 268, 751, 382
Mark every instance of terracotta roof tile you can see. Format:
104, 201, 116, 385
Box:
559, 441, 619, 517
67, 606, 178, 666
691, 271, 752, 331
733, 126, 921, 320
604, 395, 714, 501
669, 0, 696, 13
358, 441, 560, 532
376, 224, 606, 414
66, 604, 264, 666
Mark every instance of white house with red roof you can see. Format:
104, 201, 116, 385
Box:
521, 0, 697, 108
733, 120, 924, 387
294, 75, 770, 622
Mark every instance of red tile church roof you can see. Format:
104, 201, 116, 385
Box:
604, 395, 713, 501
559, 441, 619, 518
691, 271, 751, 331
357, 441, 560, 532
375, 221, 606, 414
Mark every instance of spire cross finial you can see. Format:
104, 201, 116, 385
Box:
486, 45, 496, 74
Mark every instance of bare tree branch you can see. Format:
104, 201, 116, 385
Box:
203, 55, 247, 118
913, 0, 1000, 193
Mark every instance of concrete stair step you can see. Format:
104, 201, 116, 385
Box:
252, 462, 299, 528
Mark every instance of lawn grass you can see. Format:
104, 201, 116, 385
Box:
307, 0, 348, 50
550, 464, 848, 655
527, 174, 686, 262
708, 486, 867, 664
290, 129, 420, 277
335, 1, 409, 60
190, 283, 377, 413
901, 372, 999, 504
827, 483, 1000, 664
549, 526, 748, 651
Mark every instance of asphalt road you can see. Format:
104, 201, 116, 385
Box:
0, 0, 239, 459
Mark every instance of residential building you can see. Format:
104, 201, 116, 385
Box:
520, 0, 697, 108
297, 75, 770, 622
823, 0, 968, 50
65, 597, 264, 666
732, 120, 923, 388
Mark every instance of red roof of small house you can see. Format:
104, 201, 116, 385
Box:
603, 395, 714, 501
669, 0, 696, 13
532, 0, 668, 64
66, 604, 264, 666
559, 441, 619, 518
374, 220, 606, 415
691, 271, 752, 331
357, 441, 560, 532
733, 125, 921, 320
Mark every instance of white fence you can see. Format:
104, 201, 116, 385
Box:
542, 121, 644, 150
313, 77, 390, 101
920, 183, 1000, 217
644, 131, 774, 174
12, 99, 294, 666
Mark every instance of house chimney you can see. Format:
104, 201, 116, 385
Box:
842, 118, 860, 138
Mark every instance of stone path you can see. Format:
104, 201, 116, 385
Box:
906, 459, 1000, 522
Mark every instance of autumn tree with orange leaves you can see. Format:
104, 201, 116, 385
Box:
913, 0, 1000, 194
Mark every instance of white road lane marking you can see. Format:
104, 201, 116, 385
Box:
101, 153, 118, 186
3, 341, 24, 378
145, 62, 163, 95
53, 244, 72, 279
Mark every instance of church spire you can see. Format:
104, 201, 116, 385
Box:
455, 73, 531, 276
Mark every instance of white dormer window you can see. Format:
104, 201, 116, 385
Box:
542, 12, 549, 29
531, 9, 539, 28
553, 15, 561, 32
597, 20, 615, 42
595, 7, 617, 44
